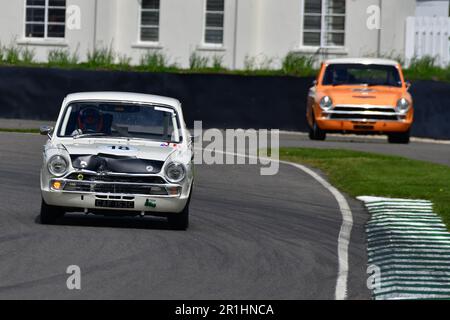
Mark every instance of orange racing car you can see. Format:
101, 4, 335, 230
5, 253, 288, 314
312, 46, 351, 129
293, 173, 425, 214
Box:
306, 58, 413, 143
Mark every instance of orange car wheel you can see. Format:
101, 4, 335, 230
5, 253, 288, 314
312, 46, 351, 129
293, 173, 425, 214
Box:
388, 130, 410, 144
309, 116, 327, 141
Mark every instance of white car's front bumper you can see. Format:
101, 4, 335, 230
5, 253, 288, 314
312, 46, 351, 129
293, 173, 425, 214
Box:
42, 189, 189, 214
41, 172, 193, 214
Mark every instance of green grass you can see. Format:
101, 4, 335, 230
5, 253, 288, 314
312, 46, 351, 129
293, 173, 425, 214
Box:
278, 148, 450, 229
85, 45, 115, 68
47, 48, 79, 67
281, 52, 316, 76
1, 43, 449, 81
403, 56, 450, 82
0, 128, 40, 133
0, 43, 318, 77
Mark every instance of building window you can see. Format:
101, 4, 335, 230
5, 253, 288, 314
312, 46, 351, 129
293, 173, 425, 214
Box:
204, 0, 224, 45
140, 0, 160, 42
303, 0, 345, 47
25, 0, 66, 38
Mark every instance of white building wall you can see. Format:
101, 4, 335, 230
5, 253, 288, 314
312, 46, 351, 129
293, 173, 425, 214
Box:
255, 0, 302, 68
345, 0, 380, 57
232, 0, 260, 69
0, 0, 431, 69
0, 0, 96, 62
416, 0, 450, 17
380, 0, 417, 58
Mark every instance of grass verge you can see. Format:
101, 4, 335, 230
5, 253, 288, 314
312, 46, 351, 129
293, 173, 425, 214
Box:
0, 128, 39, 133
278, 147, 450, 229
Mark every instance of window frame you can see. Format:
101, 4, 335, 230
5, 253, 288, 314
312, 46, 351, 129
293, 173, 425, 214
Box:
138, 0, 161, 44
301, 0, 346, 48
202, 0, 225, 47
23, 0, 66, 40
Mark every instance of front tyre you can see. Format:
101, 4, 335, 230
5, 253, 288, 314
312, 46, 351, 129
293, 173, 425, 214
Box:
167, 195, 191, 231
168, 204, 189, 231
309, 119, 327, 141
40, 198, 65, 224
388, 130, 410, 144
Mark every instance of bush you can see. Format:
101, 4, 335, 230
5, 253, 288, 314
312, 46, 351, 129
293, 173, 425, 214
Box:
21, 46, 35, 64
211, 54, 225, 71
0, 43, 4, 62
4, 44, 21, 64
403, 56, 448, 81
47, 48, 78, 66
139, 50, 168, 71
86, 45, 115, 68
189, 51, 209, 70
243, 55, 257, 71
117, 54, 132, 68
281, 53, 315, 76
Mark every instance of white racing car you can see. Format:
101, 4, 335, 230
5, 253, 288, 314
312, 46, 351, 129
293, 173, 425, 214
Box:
39, 92, 194, 230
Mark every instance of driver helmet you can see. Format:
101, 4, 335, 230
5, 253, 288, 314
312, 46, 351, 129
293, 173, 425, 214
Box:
77, 107, 104, 132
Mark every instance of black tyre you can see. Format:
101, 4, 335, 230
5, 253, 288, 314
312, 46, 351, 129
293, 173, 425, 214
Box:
388, 131, 410, 144
40, 198, 65, 224
309, 119, 327, 141
167, 195, 191, 231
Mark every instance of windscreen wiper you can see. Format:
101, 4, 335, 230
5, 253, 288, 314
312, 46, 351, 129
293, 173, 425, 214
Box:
332, 83, 368, 86
73, 133, 109, 139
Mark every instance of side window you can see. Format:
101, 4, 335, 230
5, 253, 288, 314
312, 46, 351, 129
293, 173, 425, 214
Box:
140, 0, 160, 42
25, 0, 66, 38
204, 0, 224, 45
303, 0, 345, 47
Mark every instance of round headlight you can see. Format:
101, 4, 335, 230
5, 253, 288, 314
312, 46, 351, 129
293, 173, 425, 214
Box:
47, 155, 68, 177
319, 96, 333, 111
397, 98, 410, 114
165, 162, 186, 183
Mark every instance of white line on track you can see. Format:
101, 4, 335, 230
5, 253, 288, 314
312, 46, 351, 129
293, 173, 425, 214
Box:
195, 147, 353, 300
282, 161, 353, 300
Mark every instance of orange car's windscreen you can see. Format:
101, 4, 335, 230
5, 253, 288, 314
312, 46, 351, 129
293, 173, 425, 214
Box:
322, 64, 402, 87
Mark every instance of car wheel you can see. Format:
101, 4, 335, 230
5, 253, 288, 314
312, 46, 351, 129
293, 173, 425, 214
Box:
388, 130, 410, 144
309, 118, 327, 141
168, 204, 189, 231
167, 194, 191, 231
40, 198, 65, 224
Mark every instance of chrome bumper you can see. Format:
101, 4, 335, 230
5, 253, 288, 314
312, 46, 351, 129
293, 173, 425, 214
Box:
50, 178, 182, 198
41, 190, 189, 213
41, 171, 190, 213
322, 104, 407, 122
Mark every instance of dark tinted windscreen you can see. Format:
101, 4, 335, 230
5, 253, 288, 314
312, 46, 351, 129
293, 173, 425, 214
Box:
322, 64, 402, 87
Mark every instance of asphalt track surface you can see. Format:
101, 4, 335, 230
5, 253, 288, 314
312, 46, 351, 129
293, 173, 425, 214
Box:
0, 131, 448, 299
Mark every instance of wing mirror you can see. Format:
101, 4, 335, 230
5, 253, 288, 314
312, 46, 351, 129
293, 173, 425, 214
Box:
40, 125, 54, 138
312, 80, 318, 86
405, 80, 411, 91
190, 134, 200, 144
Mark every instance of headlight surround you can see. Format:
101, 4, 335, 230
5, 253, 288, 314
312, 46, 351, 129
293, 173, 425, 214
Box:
396, 98, 410, 114
47, 155, 68, 177
164, 162, 186, 183
319, 96, 333, 111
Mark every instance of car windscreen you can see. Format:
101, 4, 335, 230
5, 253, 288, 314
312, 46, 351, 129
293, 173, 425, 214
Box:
322, 64, 402, 87
57, 102, 181, 142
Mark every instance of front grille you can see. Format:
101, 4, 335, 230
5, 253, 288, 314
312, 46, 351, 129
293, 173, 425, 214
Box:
65, 173, 166, 184
330, 113, 398, 121
62, 181, 172, 196
326, 105, 399, 121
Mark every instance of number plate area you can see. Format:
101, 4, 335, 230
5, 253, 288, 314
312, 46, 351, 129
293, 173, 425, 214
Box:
95, 199, 135, 209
